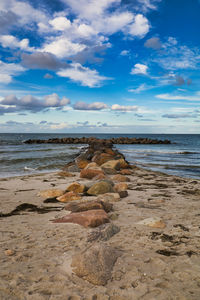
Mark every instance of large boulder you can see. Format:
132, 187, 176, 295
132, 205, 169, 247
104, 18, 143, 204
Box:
97, 193, 121, 202
56, 191, 81, 202
84, 162, 102, 170
87, 181, 114, 196
92, 153, 115, 166
119, 169, 132, 175
38, 189, 64, 199
114, 182, 128, 192
52, 209, 109, 228
71, 243, 120, 285
64, 200, 113, 213
101, 160, 121, 171
76, 158, 89, 169
80, 169, 105, 180
112, 174, 130, 182
66, 182, 86, 194
117, 158, 130, 169
87, 223, 120, 242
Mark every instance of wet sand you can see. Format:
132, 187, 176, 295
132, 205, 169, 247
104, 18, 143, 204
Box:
0, 166, 200, 299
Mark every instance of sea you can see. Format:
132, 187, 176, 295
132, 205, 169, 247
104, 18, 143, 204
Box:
0, 133, 200, 179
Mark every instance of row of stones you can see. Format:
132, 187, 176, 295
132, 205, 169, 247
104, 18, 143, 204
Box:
25, 136, 171, 144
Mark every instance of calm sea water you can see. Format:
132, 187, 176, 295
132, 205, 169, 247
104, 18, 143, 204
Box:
0, 133, 200, 179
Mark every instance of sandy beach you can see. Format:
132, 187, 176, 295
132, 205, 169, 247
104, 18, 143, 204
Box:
1, 143, 200, 300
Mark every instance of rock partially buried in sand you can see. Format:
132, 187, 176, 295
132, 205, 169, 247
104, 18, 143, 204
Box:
66, 182, 86, 194
84, 162, 102, 170
87, 181, 114, 195
87, 223, 120, 242
97, 193, 121, 202
5, 249, 15, 256
64, 200, 113, 213
57, 191, 81, 203
112, 174, 130, 182
120, 169, 132, 175
52, 209, 109, 228
137, 217, 166, 229
38, 189, 64, 199
57, 171, 75, 177
71, 243, 120, 285
80, 169, 105, 180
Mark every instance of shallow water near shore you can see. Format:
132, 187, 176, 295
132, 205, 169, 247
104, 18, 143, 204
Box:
0, 133, 200, 179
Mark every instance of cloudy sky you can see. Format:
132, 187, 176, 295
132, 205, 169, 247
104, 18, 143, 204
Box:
0, 0, 200, 133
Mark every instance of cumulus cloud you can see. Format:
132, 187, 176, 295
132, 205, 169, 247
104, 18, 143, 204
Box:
0, 60, 25, 83
0, 35, 33, 51
128, 14, 149, 37
21, 52, 68, 70
73, 101, 108, 110
130, 63, 148, 75
111, 104, 138, 111
57, 63, 111, 87
0, 10, 18, 33
144, 37, 162, 50
0, 93, 71, 114
120, 50, 130, 56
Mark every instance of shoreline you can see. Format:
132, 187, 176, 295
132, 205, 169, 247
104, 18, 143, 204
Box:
1, 140, 200, 299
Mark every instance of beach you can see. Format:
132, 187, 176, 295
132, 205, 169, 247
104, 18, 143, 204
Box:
0, 140, 200, 300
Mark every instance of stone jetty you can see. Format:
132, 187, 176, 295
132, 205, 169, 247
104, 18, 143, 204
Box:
24, 136, 171, 144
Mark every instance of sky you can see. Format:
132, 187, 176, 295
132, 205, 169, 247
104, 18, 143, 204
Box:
0, 0, 200, 133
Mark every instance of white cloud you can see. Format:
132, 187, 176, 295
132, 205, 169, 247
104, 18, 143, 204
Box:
50, 122, 70, 129
128, 83, 152, 93
42, 37, 86, 58
130, 63, 148, 75
44, 93, 70, 106
153, 37, 200, 70
57, 63, 111, 87
111, 104, 138, 111
120, 50, 130, 56
49, 17, 71, 31
0, 35, 33, 51
156, 93, 200, 101
73, 101, 108, 110
128, 14, 149, 37
0, 60, 25, 83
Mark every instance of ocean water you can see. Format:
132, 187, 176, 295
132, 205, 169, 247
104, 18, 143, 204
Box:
0, 133, 200, 179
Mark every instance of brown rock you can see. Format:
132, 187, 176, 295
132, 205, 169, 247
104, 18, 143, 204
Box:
93, 173, 106, 180
57, 171, 75, 177
66, 182, 86, 193
101, 160, 120, 171
118, 190, 128, 198
76, 159, 89, 169
114, 182, 128, 192
87, 223, 120, 242
97, 193, 121, 202
112, 174, 130, 182
119, 169, 132, 175
57, 191, 81, 203
71, 243, 120, 285
64, 200, 113, 213
102, 168, 117, 175
80, 169, 105, 180
38, 189, 64, 199
118, 158, 130, 169
52, 209, 109, 228
5, 249, 15, 256
92, 153, 114, 165
87, 181, 114, 195
84, 162, 102, 170
137, 217, 166, 229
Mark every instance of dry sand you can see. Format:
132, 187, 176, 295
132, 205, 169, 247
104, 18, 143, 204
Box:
0, 167, 200, 299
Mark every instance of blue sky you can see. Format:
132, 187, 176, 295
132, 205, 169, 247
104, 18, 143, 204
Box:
0, 0, 200, 133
